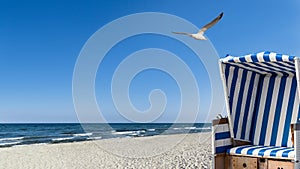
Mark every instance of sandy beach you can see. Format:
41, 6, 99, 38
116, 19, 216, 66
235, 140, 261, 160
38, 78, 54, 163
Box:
0, 132, 212, 169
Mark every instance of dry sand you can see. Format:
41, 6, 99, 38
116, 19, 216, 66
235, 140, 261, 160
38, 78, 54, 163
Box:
0, 132, 212, 169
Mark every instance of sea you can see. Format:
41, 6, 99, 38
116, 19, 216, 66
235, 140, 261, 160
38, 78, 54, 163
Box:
0, 123, 211, 148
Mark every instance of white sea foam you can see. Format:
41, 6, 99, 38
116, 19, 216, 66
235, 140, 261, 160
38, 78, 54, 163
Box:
87, 136, 102, 140
147, 129, 156, 132
52, 137, 74, 141
0, 137, 24, 142
13, 143, 50, 148
198, 127, 211, 130
184, 127, 196, 130
73, 133, 93, 137
129, 133, 138, 136
0, 141, 21, 146
113, 130, 145, 135
113, 131, 135, 135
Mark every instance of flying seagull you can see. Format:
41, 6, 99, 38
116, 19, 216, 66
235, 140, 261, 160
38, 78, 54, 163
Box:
172, 12, 223, 40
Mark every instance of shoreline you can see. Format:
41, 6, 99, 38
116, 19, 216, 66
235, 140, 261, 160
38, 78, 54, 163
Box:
0, 132, 212, 168
0, 123, 212, 148
0, 130, 211, 148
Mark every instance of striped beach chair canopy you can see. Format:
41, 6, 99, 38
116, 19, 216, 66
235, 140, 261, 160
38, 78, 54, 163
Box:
219, 51, 300, 148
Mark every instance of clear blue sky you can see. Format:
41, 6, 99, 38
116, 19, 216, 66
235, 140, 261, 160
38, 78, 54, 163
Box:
1, 0, 300, 123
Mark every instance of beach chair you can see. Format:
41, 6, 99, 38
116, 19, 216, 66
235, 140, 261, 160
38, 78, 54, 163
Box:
212, 51, 300, 169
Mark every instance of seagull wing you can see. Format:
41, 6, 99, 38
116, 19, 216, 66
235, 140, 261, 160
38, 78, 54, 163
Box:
198, 12, 223, 34
172, 31, 191, 36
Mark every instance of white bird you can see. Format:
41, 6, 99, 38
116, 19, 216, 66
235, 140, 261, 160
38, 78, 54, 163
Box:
172, 12, 223, 40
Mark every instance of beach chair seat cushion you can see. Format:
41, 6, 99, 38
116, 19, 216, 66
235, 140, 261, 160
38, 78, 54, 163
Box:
227, 145, 295, 159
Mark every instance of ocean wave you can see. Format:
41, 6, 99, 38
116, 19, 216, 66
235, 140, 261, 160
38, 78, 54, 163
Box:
87, 136, 102, 140
22, 136, 50, 140
73, 133, 93, 137
112, 130, 146, 135
199, 127, 211, 130
147, 129, 156, 132
13, 143, 48, 147
184, 127, 196, 130
112, 131, 135, 135
0, 137, 24, 142
0, 141, 21, 147
52, 137, 75, 142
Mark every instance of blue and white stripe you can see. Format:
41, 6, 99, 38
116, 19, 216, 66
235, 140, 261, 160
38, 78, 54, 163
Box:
220, 51, 300, 148
212, 122, 232, 154
228, 145, 295, 159
222, 52, 295, 63
222, 51, 296, 76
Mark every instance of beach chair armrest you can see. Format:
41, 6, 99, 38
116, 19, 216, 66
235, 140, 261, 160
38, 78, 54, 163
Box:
212, 118, 233, 154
